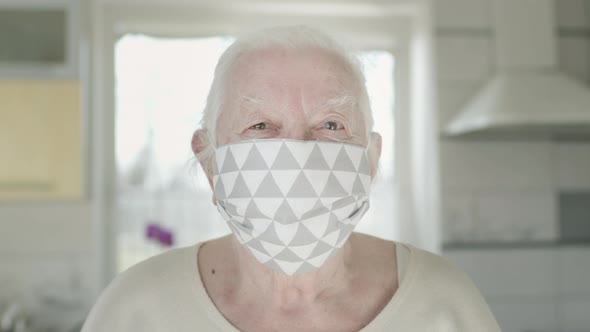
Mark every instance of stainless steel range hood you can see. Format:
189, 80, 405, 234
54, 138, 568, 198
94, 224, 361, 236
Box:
444, 0, 590, 140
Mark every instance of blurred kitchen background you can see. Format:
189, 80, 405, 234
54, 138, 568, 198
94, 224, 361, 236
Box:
1, 0, 589, 331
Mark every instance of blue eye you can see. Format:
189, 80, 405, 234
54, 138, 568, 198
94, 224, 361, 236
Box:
250, 123, 267, 130
323, 121, 340, 130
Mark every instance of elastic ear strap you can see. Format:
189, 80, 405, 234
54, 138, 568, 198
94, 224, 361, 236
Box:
207, 131, 217, 148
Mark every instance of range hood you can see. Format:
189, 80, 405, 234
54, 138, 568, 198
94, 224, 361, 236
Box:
444, 0, 590, 140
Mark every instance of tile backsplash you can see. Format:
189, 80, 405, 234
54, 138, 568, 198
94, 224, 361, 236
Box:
560, 191, 590, 242
441, 142, 590, 244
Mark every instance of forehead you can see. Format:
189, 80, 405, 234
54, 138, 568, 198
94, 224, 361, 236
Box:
226, 47, 359, 101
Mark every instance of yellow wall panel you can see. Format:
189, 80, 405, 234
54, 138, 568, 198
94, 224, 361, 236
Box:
0, 80, 82, 200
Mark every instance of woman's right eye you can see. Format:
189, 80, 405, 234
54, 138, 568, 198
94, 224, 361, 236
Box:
250, 123, 267, 130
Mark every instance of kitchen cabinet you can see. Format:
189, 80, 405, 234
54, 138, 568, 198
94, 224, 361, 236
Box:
0, 2, 80, 79
0, 80, 82, 200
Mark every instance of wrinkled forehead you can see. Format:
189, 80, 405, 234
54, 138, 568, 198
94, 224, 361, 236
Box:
224, 47, 361, 106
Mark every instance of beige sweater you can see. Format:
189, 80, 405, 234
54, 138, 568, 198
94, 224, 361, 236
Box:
82, 242, 500, 331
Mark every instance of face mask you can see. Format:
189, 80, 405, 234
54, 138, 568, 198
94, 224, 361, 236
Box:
213, 139, 372, 275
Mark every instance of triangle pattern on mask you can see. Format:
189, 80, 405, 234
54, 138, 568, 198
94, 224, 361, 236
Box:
301, 199, 329, 219
274, 222, 299, 246
332, 196, 356, 210
344, 144, 364, 170
246, 238, 268, 255
219, 201, 237, 218
320, 173, 347, 197
288, 222, 318, 246
285, 140, 315, 168
301, 213, 330, 239
286, 198, 317, 219
252, 198, 283, 219
307, 250, 332, 268
322, 229, 340, 247
237, 227, 253, 243
286, 172, 317, 198
358, 153, 370, 175
318, 143, 342, 169
241, 144, 268, 170
215, 146, 228, 173
295, 262, 317, 275
332, 147, 356, 172
241, 170, 268, 195
214, 176, 226, 199
303, 145, 330, 170
274, 259, 303, 275
226, 198, 251, 215
220, 148, 239, 173
271, 143, 300, 170
248, 218, 273, 235
274, 248, 301, 262
230, 143, 252, 169
274, 199, 298, 224
229, 173, 252, 199
302, 170, 330, 196
332, 170, 356, 193
332, 203, 356, 221
245, 199, 266, 219
242, 217, 254, 230
272, 170, 301, 197
220, 171, 239, 197
254, 172, 283, 198
260, 239, 285, 257
289, 242, 317, 260
351, 174, 366, 195
258, 223, 284, 245
219, 203, 236, 221
323, 213, 341, 237
309, 241, 333, 258
336, 226, 353, 247
249, 246, 271, 263
256, 140, 283, 168
360, 174, 372, 194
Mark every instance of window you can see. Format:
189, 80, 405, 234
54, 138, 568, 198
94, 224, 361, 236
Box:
114, 35, 395, 271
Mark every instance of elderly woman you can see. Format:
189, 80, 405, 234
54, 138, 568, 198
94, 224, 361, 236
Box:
83, 26, 500, 331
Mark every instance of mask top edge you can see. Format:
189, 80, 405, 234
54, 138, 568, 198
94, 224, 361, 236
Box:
217, 138, 366, 150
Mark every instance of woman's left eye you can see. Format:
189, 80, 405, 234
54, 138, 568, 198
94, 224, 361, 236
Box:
323, 121, 341, 131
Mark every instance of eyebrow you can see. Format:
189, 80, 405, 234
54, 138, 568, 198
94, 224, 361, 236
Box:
319, 93, 357, 114
235, 93, 357, 114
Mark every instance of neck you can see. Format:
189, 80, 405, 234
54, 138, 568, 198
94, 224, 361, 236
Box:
230, 235, 356, 311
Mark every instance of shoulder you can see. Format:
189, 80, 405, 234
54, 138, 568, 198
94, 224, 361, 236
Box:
82, 245, 199, 331
398, 244, 500, 330
112, 245, 197, 296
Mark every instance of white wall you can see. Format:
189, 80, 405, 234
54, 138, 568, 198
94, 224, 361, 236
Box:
435, 0, 590, 331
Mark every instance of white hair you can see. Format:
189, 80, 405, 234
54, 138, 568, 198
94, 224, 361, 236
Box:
196, 25, 374, 162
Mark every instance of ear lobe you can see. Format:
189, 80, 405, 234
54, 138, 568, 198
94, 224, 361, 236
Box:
192, 129, 216, 205
192, 129, 210, 156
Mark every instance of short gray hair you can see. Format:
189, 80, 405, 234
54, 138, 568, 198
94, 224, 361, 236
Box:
196, 25, 374, 162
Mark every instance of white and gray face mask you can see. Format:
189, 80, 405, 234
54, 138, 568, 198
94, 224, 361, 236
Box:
213, 139, 372, 275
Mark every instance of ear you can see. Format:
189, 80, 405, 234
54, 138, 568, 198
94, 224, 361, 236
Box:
368, 132, 382, 178
191, 129, 217, 205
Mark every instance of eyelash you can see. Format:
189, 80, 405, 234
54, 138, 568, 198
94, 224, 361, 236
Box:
247, 121, 345, 132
